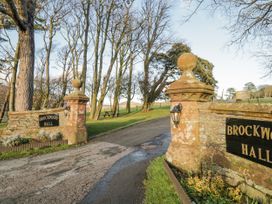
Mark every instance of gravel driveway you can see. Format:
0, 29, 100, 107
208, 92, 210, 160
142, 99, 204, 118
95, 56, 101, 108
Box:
0, 117, 170, 204
0, 142, 132, 204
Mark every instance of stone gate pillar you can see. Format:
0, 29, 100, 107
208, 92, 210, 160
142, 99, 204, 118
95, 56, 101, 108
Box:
64, 79, 89, 144
166, 53, 214, 173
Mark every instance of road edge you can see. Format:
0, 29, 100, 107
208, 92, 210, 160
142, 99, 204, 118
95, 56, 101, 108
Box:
89, 116, 169, 140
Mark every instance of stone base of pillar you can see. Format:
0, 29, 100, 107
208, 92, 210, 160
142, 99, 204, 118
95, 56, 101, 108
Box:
63, 127, 88, 145
166, 143, 202, 174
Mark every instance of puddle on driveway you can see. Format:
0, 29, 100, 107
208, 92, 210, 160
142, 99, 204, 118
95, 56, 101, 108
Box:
81, 133, 170, 203
99, 146, 124, 157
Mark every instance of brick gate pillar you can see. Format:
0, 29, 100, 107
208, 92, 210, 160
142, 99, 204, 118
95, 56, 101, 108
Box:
166, 53, 214, 173
64, 79, 89, 145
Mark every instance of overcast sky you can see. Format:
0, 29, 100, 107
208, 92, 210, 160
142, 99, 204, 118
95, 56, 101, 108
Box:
170, 1, 271, 96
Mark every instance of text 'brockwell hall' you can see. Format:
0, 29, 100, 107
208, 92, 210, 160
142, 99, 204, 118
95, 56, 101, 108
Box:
227, 124, 272, 140
226, 118, 272, 169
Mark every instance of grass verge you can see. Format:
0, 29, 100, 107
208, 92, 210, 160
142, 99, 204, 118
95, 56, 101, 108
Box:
143, 156, 180, 204
86, 106, 169, 139
240, 98, 272, 103
0, 144, 71, 160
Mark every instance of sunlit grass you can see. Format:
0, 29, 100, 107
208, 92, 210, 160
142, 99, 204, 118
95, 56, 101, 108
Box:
246, 98, 272, 103
144, 156, 180, 204
86, 106, 170, 139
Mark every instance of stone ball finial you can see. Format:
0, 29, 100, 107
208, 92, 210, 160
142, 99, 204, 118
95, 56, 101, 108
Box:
71, 78, 82, 92
177, 53, 197, 72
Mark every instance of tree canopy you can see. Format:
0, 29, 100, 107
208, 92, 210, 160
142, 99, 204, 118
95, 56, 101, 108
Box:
139, 42, 217, 110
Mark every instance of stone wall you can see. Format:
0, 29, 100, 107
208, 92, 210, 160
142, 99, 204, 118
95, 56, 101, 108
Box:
198, 103, 272, 203
2, 108, 68, 139
0, 80, 89, 145
166, 53, 272, 203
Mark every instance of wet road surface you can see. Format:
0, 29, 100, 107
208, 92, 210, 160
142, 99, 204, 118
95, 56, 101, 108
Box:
92, 117, 170, 147
82, 117, 170, 204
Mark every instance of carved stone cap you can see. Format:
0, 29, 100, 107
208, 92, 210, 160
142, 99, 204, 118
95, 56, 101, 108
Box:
64, 93, 89, 102
64, 78, 89, 102
166, 53, 214, 102
178, 53, 197, 72
72, 79, 82, 92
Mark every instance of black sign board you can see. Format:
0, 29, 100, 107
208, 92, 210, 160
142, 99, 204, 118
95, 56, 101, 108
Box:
39, 114, 59, 127
226, 118, 272, 169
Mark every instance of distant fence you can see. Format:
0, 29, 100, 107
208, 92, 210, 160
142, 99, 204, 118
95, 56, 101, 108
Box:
0, 140, 68, 153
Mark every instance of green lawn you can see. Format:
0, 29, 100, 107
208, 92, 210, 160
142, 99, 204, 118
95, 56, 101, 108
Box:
144, 156, 180, 204
86, 106, 170, 139
241, 98, 272, 103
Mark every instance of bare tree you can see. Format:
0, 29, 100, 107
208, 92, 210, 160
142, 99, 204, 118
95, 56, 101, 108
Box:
122, 72, 138, 112
54, 46, 73, 107
89, 0, 116, 119
61, 7, 84, 80
80, 0, 91, 93
33, 50, 46, 110
111, 45, 129, 117
139, 0, 170, 111
41, 0, 69, 108
111, 16, 142, 116
93, 1, 134, 120
125, 16, 143, 113
185, 0, 272, 76
0, 29, 19, 111
0, 0, 37, 111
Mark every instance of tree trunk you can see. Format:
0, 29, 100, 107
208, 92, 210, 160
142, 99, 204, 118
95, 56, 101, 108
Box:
89, 18, 101, 120
43, 17, 54, 109
94, 57, 118, 120
90, 1, 117, 120
34, 66, 45, 110
9, 41, 20, 112
126, 55, 133, 113
112, 77, 121, 117
0, 88, 9, 123
15, 27, 35, 111
57, 75, 68, 107
81, 1, 90, 93
142, 100, 151, 112
90, 89, 98, 119
142, 58, 150, 112
112, 54, 123, 117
